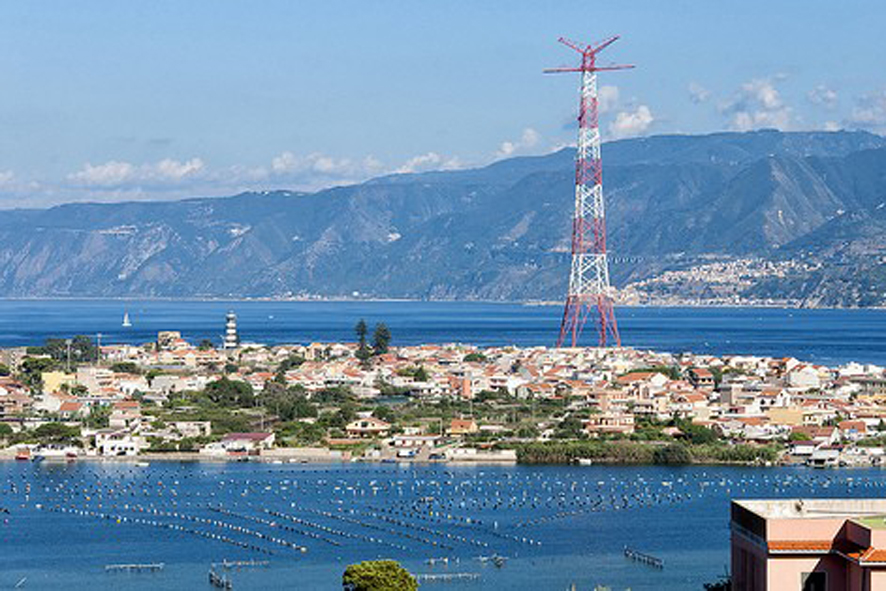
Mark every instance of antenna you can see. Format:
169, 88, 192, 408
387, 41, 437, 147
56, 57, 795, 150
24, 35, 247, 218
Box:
546, 36, 633, 348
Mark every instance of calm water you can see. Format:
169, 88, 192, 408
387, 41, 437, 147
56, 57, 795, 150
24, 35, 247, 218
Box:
2, 462, 886, 590
0, 300, 884, 365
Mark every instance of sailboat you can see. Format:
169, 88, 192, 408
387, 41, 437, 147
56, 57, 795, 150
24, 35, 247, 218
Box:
122, 311, 132, 327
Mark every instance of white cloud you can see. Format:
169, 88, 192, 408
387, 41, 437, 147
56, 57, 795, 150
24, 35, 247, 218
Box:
688, 82, 710, 104
155, 158, 204, 181
720, 76, 794, 131
608, 105, 655, 139
845, 90, 886, 132
68, 161, 135, 186
394, 152, 462, 174
67, 158, 205, 188
823, 120, 841, 131
597, 85, 620, 113
807, 84, 838, 109
495, 127, 541, 159
0, 170, 15, 187
269, 151, 384, 180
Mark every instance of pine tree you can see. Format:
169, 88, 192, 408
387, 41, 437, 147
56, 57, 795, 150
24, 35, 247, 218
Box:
372, 323, 391, 355
355, 319, 371, 361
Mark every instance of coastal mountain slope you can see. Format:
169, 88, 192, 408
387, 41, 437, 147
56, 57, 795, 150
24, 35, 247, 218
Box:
2, 129, 886, 304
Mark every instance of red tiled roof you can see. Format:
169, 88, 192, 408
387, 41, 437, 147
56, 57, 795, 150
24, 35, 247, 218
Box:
768, 540, 833, 552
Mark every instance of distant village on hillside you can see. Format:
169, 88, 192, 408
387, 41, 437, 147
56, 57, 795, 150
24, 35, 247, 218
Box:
1, 312, 885, 467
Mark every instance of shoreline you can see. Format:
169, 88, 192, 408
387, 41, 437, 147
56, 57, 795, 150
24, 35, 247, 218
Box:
0, 296, 883, 311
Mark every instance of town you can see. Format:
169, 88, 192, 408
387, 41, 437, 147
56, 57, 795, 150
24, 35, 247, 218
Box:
0, 311, 883, 469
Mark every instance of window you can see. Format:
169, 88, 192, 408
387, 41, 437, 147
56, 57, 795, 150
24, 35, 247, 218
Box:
802, 572, 827, 591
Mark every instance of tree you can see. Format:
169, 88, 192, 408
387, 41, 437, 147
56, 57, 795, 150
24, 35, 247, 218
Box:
19, 356, 56, 392
372, 323, 391, 355
373, 405, 396, 424
0, 423, 13, 437
198, 339, 215, 351
0, 363, 10, 377
354, 320, 372, 361
36, 335, 98, 366
653, 443, 692, 465
205, 377, 254, 408
413, 366, 429, 382
33, 423, 81, 446
110, 362, 140, 374
355, 319, 368, 348
85, 405, 111, 429
463, 352, 487, 363
342, 560, 417, 591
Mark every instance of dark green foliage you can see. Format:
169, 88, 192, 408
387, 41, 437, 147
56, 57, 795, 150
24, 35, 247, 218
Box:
396, 366, 428, 381
261, 382, 318, 421
372, 405, 396, 423
463, 352, 487, 363
198, 339, 215, 351
0, 363, 10, 376
110, 362, 140, 374
84, 405, 111, 429
277, 355, 306, 373
355, 320, 371, 361
313, 386, 355, 405
554, 415, 586, 439
0, 423, 13, 437
19, 356, 56, 391
342, 560, 417, 591
653, 443, 692, 465
513, 441, 655, 464
511, 441, 778, 465
371, 324, 391, 355
204, 377, 254, 408
32, 423, 81, 445
275, 421, 326, 446
31, 335, 98, 366
676, 421, 719, 445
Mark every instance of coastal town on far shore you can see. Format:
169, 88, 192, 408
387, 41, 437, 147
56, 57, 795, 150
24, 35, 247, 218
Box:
1, 310, 885, 468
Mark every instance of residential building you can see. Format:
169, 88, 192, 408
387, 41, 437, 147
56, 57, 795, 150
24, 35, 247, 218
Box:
731, 499, 886, 590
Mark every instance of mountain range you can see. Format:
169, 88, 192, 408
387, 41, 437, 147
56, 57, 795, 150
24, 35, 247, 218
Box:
3, 129, 886, 306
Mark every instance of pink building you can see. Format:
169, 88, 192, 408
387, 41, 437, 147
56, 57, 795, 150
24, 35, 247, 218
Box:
732, 499, 886, 590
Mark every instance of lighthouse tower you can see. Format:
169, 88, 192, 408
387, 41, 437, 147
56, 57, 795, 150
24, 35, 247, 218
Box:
223, 311, 239, 350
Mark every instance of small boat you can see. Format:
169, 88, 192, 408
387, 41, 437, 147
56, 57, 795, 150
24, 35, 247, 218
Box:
122, 312, 132, 327
14, 447, 31, 461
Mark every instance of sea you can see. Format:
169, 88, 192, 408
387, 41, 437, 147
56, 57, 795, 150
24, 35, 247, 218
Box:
3, 462, 886, 591
0, 299, 885, 366
2, 300, 886, 590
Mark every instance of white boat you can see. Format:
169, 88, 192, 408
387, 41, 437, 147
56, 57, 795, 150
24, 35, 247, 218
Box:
122, 312, 132, 327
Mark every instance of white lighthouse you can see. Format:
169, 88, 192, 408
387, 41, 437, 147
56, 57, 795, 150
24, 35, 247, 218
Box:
223, 311, 239, 350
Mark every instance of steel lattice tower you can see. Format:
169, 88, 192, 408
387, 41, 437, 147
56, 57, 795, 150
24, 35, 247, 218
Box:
546, 36, 633, 348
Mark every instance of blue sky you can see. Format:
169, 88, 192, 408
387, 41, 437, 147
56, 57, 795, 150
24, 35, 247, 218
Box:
0, 0, 883, 207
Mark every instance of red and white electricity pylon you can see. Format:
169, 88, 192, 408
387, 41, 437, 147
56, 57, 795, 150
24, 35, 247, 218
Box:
546, 36, 633, 348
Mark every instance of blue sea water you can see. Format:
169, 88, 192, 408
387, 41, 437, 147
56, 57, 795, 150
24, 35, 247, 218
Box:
0, 299, 884, 366
3, 461, 886, 591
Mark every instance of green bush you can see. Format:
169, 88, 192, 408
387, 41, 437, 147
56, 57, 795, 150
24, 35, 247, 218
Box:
342, 560, 416, 591
653, 443, 692, 465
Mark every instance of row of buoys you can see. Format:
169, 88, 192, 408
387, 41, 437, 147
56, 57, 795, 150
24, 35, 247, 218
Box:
266, 509, 408, 551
